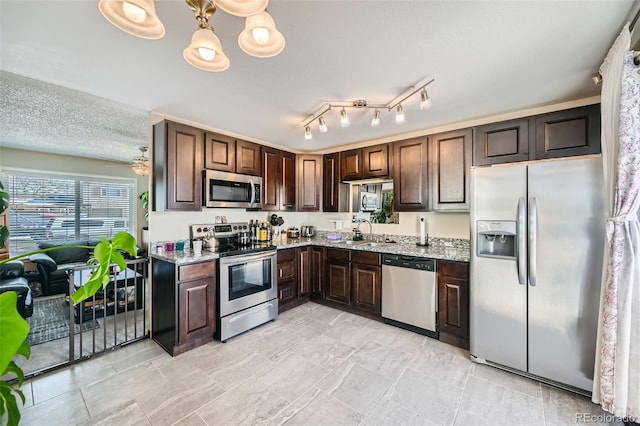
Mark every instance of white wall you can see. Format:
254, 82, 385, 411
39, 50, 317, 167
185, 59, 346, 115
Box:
0, 147, 150, 238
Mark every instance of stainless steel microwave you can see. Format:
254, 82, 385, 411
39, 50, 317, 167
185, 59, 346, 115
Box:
203, 170, 262, 209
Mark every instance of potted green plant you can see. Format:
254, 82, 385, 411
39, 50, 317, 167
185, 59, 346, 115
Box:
139, 190, 150, 248
0, 180, 137, 426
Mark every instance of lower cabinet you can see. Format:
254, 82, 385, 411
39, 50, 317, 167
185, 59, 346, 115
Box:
310, 247, 324, 298
437, 260, 469, 349
277, 248, 298, 312
325, 248, 351, 306
351, 252, 382, 315
152, 259, 216, 356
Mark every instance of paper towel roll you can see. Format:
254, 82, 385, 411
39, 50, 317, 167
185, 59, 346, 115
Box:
419, 217, 426, 245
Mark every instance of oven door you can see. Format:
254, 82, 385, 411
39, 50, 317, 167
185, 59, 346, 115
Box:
219, 250, 277, 317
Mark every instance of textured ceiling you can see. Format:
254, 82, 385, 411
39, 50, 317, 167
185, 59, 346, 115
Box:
0, 0, 637, 163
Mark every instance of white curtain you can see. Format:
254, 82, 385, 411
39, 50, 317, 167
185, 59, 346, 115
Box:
593, 23, 640, 423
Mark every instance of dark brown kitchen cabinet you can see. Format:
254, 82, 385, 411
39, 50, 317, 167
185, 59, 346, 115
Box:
204, 131, 235, 172
429, 129, 472, 212
340, 148, 363, 180
277, 248, 298, 312
153, 120, 203, 211
297, 155, 322, 211
236, 139, 262, 176
473, 118, 531, 166
297, 246, 311, 298
152, 259, 216, 356
325, 248, 351, 306
310, 247, 324, 298
393, 136, 429, 211
534, 104, 601, 160
437, 260, 469, 350
362, 143, 391, 178
262, 147, 296, 211
351, 251, 381, 315
323, 153, 349, 212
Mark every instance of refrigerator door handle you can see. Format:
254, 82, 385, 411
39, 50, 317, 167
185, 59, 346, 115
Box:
517, 197, 526, 285
529, 197, 538, 287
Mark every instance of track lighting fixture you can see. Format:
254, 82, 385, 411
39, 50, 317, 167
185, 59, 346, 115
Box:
371, 109, 381, 127
318, 116, 328, 133
395, 105, 406, 124
340, 108, 351, 127
420, 89, 432, 110
301, 78, 434, 140
99, 0, 285, 72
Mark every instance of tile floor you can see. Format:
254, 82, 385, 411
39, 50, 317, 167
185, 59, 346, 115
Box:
16, 302, 623, 425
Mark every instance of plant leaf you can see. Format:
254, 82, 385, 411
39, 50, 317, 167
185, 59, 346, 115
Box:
0, 226, 8, 250
0, 293, 29, 377
0, 384, 21, 426
4, 362, 24, 386
112, 232, 137, 257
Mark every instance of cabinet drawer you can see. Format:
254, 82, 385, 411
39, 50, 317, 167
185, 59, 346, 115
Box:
178, 262, 215, 282
437, 260, 468, 279
326, 247, 350, 263
277, 248, 296, 262
351, 251, 380, 266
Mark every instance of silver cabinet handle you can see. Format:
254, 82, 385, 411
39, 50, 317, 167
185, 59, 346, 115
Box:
528, 197, 537, 287
517, 197, 526, 285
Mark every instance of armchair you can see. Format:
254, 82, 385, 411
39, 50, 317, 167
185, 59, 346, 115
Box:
0, 260, 33, 318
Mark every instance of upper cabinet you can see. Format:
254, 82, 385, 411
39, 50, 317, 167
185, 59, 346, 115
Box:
153, 120, 203, 212
323, 153, 349, 212
235, 139, 262, 176
262, 147, 295, 211
393, 136, 429, 211
534, 104, 601, 160
429, 129, 472, 212
297, 155, 322, 211
473, 104, 600, 166
204, 131, 235, 172
339, 144, 391, 181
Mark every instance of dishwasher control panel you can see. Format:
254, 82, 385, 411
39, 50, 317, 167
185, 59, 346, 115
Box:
382, 254, 435, 271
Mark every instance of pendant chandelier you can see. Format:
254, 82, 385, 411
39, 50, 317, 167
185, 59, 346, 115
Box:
130, 146, 150, 176
98, 0, 285, 72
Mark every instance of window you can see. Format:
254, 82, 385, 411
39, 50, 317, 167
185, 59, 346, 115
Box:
2, 170, 136, 255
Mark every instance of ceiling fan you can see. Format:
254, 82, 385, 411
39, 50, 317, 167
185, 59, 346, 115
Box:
130, 146, 149, 176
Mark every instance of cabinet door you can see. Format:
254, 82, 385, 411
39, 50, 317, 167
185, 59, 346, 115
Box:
236, 139, 262, 176
178, 278, 215, 344
311, 247, 323, 297
325, 248, 351, 305
363, 143, 389, 178
277, 248, 297, 310
534, 104, 601, 160
340, 149, 363, 181
393, 137, 429, 211
352, 263, 381, 315
323, 153, 349, 212
204, 132, 235, 172
162, 121, 203, 211
430, 129, 472, 212
298, 247, 311, 297
473, 118, 530, 166
437, 261, 469, 341
297, 155, 322, 211
280, 152, 296, 211
262, 147, 280, 210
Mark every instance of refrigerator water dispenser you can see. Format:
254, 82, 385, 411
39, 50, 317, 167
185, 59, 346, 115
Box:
476, 221, 516, 259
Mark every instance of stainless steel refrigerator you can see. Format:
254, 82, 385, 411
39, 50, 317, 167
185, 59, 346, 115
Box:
470, 156, 605, 392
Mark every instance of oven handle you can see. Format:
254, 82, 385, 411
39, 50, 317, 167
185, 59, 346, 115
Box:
219, 250, 277, 266
228, 303, 275, 323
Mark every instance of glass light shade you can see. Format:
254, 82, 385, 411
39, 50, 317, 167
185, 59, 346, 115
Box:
371, 110, 381, 127
340, 108, 350, 127
183, 28, 230, 72
395, 105, 406, 124
215, 0, 268, 17
238, 11, 285, 58
98, 0, 165, 39
420, 89, 432, 110
318, 116, 328, 133
131, 160, 149, 176
304, 125, 312, 140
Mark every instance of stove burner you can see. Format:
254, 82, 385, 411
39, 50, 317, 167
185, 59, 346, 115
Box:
190, 222, 275, 257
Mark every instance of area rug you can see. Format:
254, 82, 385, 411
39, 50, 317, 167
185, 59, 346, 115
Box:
27, 295, 100, 346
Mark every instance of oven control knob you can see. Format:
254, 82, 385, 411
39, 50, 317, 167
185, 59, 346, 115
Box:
203, 227, 209, 232
196, 227, 202, 233
233, 226, 238, 230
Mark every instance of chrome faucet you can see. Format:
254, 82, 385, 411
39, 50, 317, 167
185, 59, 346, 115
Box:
356, 219, 373, 240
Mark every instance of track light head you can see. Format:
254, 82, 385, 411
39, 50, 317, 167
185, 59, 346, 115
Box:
395, 104, 405, 124
420, 89, 432, 110
340, 108, 350, 127
318, 116, 328, 133
304, 125, 312, 140
371, 109, 381, 127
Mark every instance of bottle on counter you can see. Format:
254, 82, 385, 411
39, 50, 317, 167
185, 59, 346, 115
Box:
259, 221, 268, 242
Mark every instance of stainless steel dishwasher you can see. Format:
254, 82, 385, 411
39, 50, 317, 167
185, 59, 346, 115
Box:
381, 254, 438, 338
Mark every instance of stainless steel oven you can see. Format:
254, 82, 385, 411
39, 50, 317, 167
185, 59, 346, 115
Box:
219, 250, 277, 341
203, 170, 262, 209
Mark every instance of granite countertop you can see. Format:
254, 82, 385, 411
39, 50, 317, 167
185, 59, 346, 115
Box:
151, 236, 470, 265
